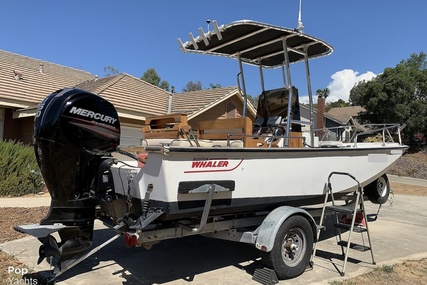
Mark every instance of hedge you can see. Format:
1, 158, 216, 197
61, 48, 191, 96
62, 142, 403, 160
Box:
0, 140, 44, 197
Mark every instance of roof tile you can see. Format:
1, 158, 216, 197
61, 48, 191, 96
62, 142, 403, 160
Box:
0, 50, 94, 107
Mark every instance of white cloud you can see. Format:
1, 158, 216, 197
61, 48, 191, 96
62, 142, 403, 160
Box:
326, 69, 377, 102
298, 69, 377, 104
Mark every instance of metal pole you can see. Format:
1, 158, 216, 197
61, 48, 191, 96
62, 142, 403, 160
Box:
258, 63, 265, 92
282, 37, 294, 146
304, 46, 315, 147
238, 53, 248, 118
167, 87, 174, 114
281, 64, 288, 88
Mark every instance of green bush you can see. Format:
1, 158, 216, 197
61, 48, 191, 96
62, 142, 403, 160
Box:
0, 140, 44, 197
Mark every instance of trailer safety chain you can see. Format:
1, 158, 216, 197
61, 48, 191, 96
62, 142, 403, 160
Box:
142, 184, 154, 219
126, 172, 135, 211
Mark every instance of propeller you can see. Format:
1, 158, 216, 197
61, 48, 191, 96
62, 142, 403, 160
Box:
37, 235, 62, 268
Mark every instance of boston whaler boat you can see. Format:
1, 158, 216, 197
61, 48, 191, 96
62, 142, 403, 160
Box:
16, 19, 407, 283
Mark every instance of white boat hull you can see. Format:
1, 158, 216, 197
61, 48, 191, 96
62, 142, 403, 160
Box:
111, 144, 405, 220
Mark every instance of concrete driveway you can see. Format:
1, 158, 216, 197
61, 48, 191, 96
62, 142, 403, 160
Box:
2, 189, 427, 284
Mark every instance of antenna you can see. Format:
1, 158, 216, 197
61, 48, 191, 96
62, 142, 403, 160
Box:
297, 0, 304, 33
206, 19, 211, 31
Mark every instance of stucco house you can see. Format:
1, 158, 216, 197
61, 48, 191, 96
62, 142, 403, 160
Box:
0, 50, 95, 143
0, 50, 256, 146
76, 74, 256, 146
172, 87, 256, 129
324, 106, 366, 141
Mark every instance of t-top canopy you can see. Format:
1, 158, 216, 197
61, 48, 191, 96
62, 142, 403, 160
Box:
178, 20, 333, 68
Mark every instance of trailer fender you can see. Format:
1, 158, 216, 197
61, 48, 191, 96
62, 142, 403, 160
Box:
255, 206, 317, 252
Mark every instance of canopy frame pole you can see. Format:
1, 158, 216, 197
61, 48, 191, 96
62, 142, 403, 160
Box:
281, 64, 289, 88
237, 53, 248, 118
304, 45, 315, 147
258, 61, 265, 92
282, 37, 294, 147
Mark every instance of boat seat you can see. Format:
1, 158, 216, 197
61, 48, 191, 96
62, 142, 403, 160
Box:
267, 116, 282, 127
253, 117, 266, 135
266, 115, 284, 135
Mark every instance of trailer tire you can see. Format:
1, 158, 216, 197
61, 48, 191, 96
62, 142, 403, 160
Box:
365, 174, 390, 204
260, 215, 313, 279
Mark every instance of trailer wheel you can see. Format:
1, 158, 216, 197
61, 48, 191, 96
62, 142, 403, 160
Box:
365, 174, 390, 204
260, 215, 313, 279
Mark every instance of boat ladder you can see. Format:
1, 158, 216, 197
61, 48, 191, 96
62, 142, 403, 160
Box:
312, 172, 376, 276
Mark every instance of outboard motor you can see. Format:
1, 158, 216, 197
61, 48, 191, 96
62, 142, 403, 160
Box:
28, 88, 120, 272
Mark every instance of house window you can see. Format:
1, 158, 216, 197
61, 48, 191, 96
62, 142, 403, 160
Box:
226, 101, 236, 119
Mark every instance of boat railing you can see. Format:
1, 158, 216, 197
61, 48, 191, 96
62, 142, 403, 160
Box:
352, 123, 403, 146
226, 133, 305, 148
314, 123, 403, 146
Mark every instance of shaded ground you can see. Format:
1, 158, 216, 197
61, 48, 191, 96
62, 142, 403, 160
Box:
0, 152, 426, 284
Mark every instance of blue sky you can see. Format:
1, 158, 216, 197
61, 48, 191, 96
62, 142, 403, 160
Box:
1, 1, 426, 103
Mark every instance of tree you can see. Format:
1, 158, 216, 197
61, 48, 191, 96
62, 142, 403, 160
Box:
141, 68, 170, 91
349, 52, 427, 148
349, 80, 369, 105
103, 66, 119, 77
159, 80, 170, 91
141, 68, 161, 86
247, 94, 258, 107
182, 80, 202, 92
316, 88, 330, 98
209, 83, 222, 89
326, 99, 350, 111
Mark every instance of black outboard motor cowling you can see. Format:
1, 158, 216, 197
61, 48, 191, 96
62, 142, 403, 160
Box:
33, 88, 120, 267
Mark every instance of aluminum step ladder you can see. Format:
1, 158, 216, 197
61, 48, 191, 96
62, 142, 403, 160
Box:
312, 171, 376, 276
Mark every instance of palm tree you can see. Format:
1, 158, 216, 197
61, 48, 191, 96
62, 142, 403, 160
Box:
316, 88, 330, 99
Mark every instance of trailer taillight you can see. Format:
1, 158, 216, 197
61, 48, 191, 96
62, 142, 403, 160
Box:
124, 232, 138, 247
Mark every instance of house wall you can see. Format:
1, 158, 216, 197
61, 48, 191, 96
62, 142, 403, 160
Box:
2, 111, 146, 147
3, 109, 33, 144
0, 108, 4, 140
3, 109, 20, 141
325, 119, 342, 141
300, 106, 317, 133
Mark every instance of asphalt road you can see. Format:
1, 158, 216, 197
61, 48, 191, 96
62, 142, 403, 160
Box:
2, 180, 427, 284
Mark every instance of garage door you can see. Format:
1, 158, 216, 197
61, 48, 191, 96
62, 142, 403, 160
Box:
120, 126, 143, 147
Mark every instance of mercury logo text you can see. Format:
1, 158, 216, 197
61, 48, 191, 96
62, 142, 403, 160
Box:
69, 106, 117, 124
